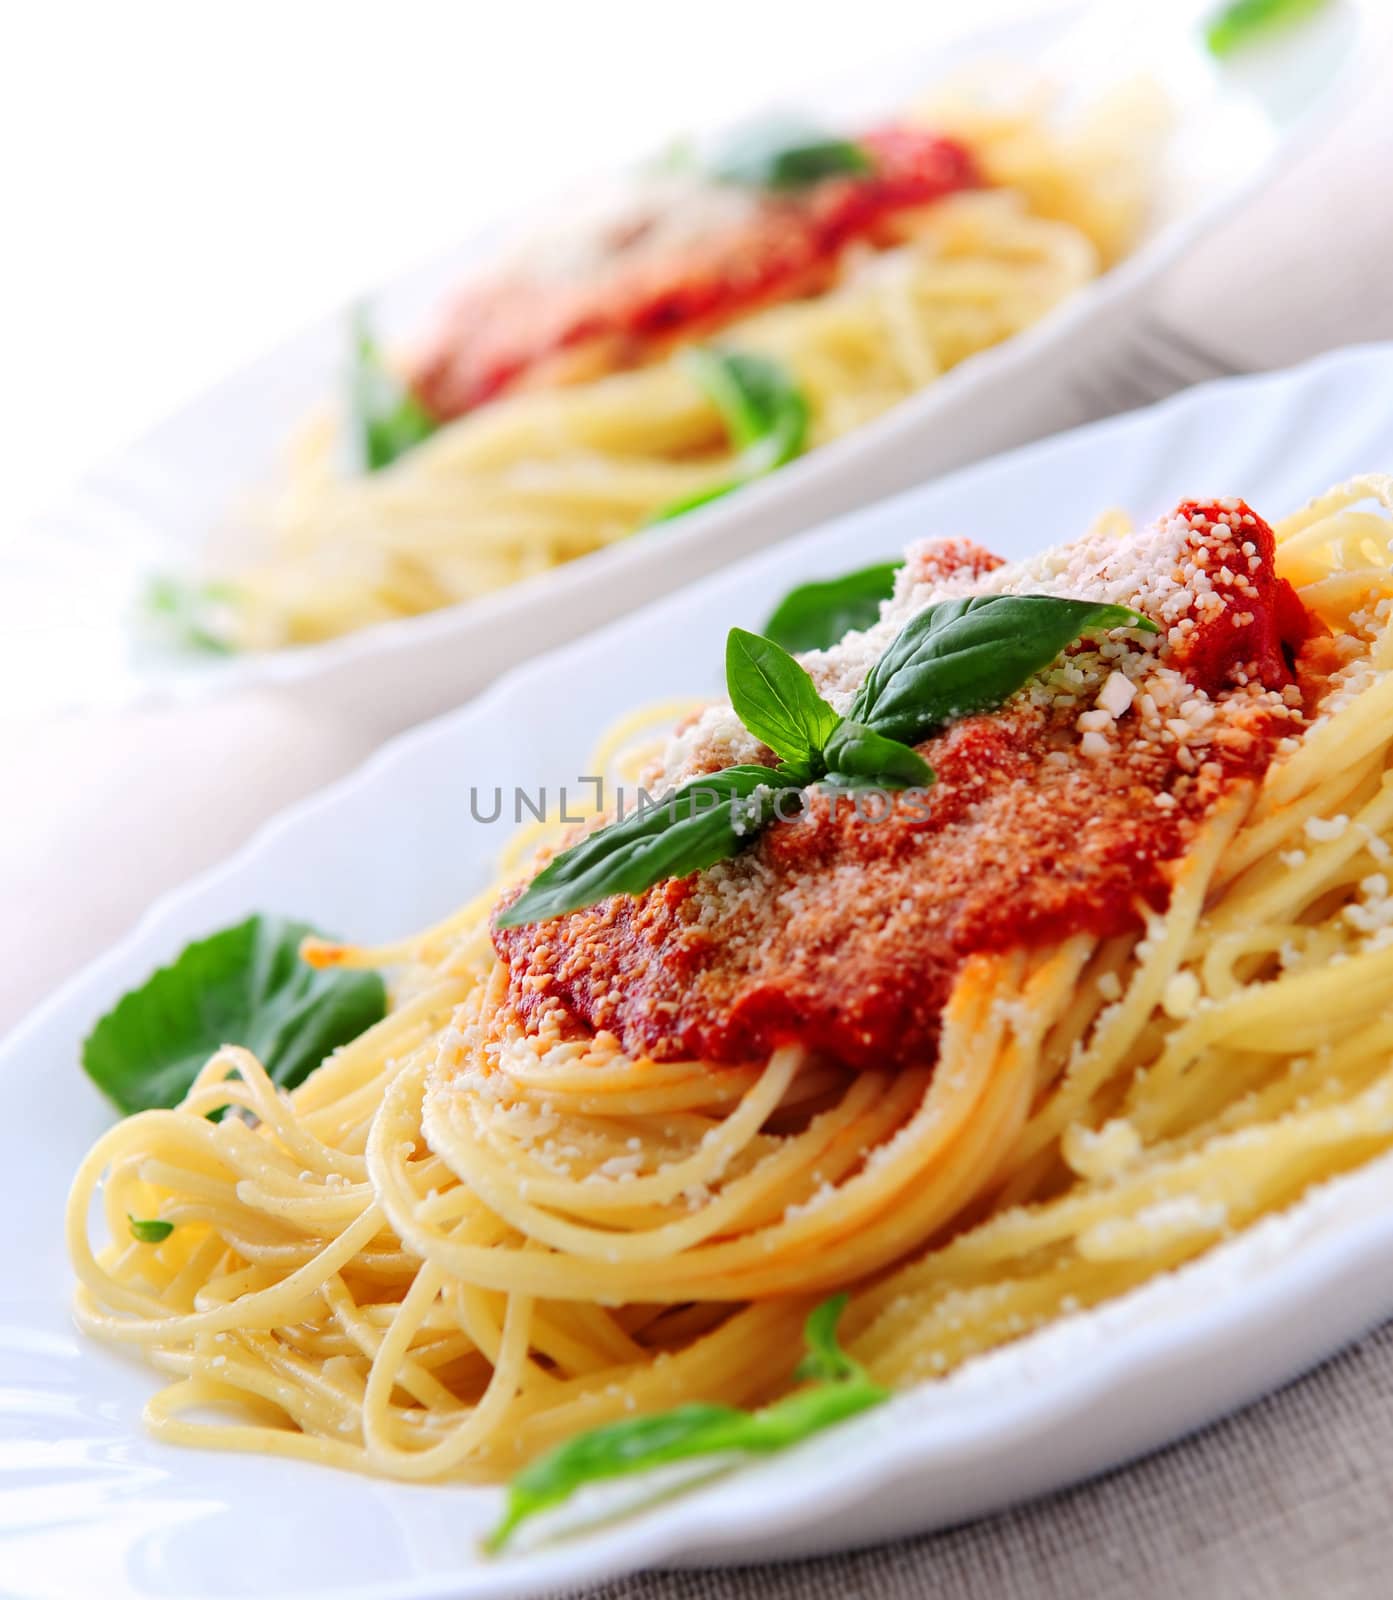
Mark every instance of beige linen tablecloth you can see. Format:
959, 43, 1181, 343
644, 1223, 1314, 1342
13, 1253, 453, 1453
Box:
7, 56, 1393, 1600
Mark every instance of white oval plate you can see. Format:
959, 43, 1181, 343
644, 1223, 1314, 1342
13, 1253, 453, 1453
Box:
5, 342, 1393, 1600
7, 0, 1365, 730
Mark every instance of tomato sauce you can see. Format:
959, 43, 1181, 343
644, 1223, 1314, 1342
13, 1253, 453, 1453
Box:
494, 501, 1312, 1070
412, 128, 980, 419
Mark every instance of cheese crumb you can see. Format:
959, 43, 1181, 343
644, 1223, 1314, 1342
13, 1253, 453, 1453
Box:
1063, 1117, 1142, 1180
1098, 670, 1137, 718
1162, 970, 1202, 1019
1305, 814, 1350, 843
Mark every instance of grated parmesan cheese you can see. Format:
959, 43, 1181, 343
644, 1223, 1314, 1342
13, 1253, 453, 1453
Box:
1305, 815, 1350, 843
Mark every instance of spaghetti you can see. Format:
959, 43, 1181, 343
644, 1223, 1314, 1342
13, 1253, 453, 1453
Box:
69, 473, 1393, 1490
220, 80, 1167, 647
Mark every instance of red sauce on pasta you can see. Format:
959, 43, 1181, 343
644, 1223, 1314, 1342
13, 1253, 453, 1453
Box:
412, 128, 980, 418
495, 501, 1312, 1070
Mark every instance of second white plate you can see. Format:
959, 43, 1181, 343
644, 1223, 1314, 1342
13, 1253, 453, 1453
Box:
5, 0, 1365, 729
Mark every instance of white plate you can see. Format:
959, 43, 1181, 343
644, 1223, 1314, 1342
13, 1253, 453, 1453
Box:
6, 0, 1366, 730
6, 342, 1393, 1600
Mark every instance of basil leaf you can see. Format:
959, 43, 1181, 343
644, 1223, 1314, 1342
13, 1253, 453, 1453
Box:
683, 348, 808, 467
348, 308, 439, 473
485, 1294, 885, 1551
712, 118, 874, 190
823, 720, 934, 790
647, 135, 699, 176
487, 1402, 747, 1553
495, 766, 782, 930
82, 915, 387, 1116
649, 349, 808, 524
849, 595, 1157, 745
647, 481, 744, 526
142, 575, 239, 656
1205, 0, 1329, 56
128, 1216, 174, 1244
793, 1293, 862, 1383
763, 561, 901, 654
498, 596, 1154, 928
726, 628, 841, 770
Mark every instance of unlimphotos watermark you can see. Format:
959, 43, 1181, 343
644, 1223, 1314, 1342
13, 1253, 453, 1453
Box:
467, 776, 933, 827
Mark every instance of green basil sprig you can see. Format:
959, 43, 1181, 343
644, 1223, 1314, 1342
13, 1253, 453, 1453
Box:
83, 915, 387, 1116
496, 767, 780, 930
725, 627, 841, 774
128, 1216, 175, 1244
688, 349, 808, 469
711, 118, 875, 191
496, 596, 1154, 931
142, 574, 240, 656
497, 625, 930, 930
763, 561, 901, 653
650, 348, 809, 524
485, 1294, 885, 1552
725, 627, 931, 791
821, 719, 934, 789
849, 595, 1155, 744
1205, 0, 1329, 57
348, 308, 439, 472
